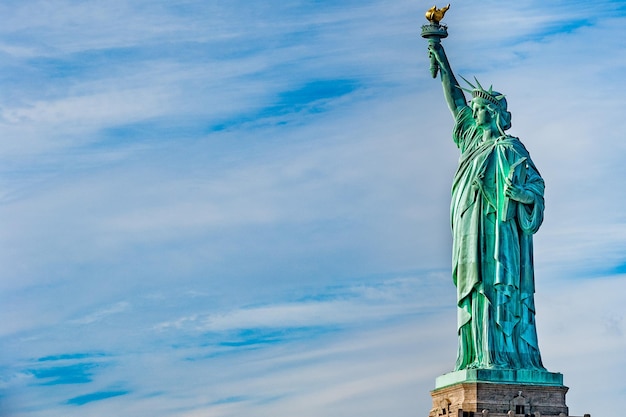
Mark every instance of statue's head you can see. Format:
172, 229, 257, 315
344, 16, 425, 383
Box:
461, 77, 512, 133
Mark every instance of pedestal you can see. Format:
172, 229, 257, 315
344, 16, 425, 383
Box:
429, 369, 569, 417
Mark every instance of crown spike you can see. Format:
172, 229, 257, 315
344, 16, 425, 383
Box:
459, 75, 476, 89
473, 77, 484, 91
457, 84, 474, 95
488, 85, 493, 94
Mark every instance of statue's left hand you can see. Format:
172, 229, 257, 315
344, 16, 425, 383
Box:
505, 178, 534, 204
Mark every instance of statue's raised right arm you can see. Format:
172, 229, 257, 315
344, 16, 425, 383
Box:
428, 43, 468, 119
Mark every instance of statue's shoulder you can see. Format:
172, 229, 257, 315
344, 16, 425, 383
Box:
506, 136, 539, 168
502, 135, 527, 149
495, 135, 531, 158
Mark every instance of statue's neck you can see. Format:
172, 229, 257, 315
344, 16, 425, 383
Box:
481, 127, 498, 142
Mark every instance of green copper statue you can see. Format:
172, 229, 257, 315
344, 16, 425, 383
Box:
422, 6, 545, 371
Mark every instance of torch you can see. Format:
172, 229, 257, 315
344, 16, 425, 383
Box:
421, 4, 450, 78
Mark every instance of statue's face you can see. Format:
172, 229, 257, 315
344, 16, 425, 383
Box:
472, 100, 493, 128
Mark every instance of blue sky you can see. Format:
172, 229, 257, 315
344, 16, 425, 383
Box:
1, 1, 625, 416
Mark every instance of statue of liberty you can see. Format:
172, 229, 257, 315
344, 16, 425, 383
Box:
427, 34, 546, 371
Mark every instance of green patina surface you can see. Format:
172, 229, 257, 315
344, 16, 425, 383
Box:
435, 369, 564, 389
423, 12, 556, 383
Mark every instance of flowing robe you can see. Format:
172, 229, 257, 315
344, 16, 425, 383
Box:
451, 106, 545, 370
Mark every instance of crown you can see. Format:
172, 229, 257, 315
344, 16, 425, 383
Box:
459, 76, 506, 109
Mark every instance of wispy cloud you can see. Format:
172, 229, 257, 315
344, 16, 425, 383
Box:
71, 302, 131, 325
154, 276, 442, 333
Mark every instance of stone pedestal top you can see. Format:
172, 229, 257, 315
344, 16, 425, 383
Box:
435, 369, 564, 389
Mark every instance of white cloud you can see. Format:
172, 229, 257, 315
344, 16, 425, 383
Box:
71, 301, 131, 325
